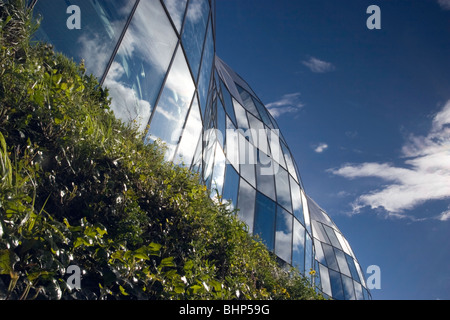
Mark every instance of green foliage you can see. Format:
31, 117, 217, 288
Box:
0, 1, 323, 300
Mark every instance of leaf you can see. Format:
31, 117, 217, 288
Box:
0, 250, 11, 275
148, 242, 162, 256
119, 285, 129, 296
159, 257, 175, 268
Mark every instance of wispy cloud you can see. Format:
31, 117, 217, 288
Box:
314, 143, 329, 153
266, 93, 304, 118
302, 57, 335, 73
329, 100, 450, 220
438, 208, 450, 221
438, 0, 450, 10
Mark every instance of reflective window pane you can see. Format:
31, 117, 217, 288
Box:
323, 225, 343, 250
237, 178, 256, 233
290, 177, 304, 225
162, 0, 187, 34
239, 133, 256, 187
342, 275, 356, 300
33, 0, 136, 79
236, 84, 260, 118
292, 219, 305, 273
312, 221, 328, 244
314, 239, 327, 266
335, 248, 351, 277
216, 99, 226, 147
319, 264, 332, 297
275, 206, 293, 263
198, 21, 214, 114
233, 99, 250, 132
220, 79, 237, 126
255, 153, 276, 201
222, 164, 239, 209
305, 233, 313, 275
275, 167, 292, 212
181, 0, 209, 81
329, 270, 345, 300
252, 97, 275, 129
146, 46, 195, 160
210, 144, 226, 198
104, 0, 178, 132
174, 95, 202, 167
354, 281, 364, 300
254, 192, 276, 251
345, 254, 361, 283
225, 117, 240, 172
302, 191, 312, 234
322, 243, 339, 272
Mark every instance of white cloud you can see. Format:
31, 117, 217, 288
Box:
330, 100, 450, 219
266, 93, 305, 118
302, 57, 335, 73
314, 143, 329, 153
438, 209, 450, 221
438, 0, 450, 10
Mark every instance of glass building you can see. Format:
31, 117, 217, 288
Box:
29, 0, 371, 300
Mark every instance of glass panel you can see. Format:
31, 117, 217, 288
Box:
322, 243, 339, 272
329, 270, 345, 300
254, 192, 276, 251
252, 97, 275, 129
181, 0, 209, 81
345, 254, 361, 282
355, 260, 367, 288
323, 225, 343, 250
162, 0, 187, 33
305, 233, 313, 275
319, 264, 332, 297
314, 239, 327, 266
173, 95, 202, 167
237, 178, 256, 233
239, 133, 256, 187
354, 280, 364, 300
233, 99, 250, 132
247, 113, 268, 154
145, 46, 195, 160
210, 144, 226, 199
225, 117, 240, 172
220, 79, 237, 126
255, 154, 276, 201
103, 0, 178, 132
301, 191, 312, 234
202, 132, 217, 184
190, 133, 203, 174
216, 99, 226, 147
281, 141, 298, 181
336, 231, 353, 257
236, 84, 260, 118
342, 275, 356, 300
275, 167, 292, 212
275, 206, 293, 263
197, 20, 214, 114
335, 249, 351, 277
222, 164, 239, 210
312, 221, 328, 243
292, 219, 305, 273
33, 0, 136, 79
290, 177, 304, 224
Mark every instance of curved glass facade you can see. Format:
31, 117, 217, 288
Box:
30, 0, 370, 300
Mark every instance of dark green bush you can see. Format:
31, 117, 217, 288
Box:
0, 0, 322, 300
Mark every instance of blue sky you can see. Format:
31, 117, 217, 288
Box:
215, 0, 450, 300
